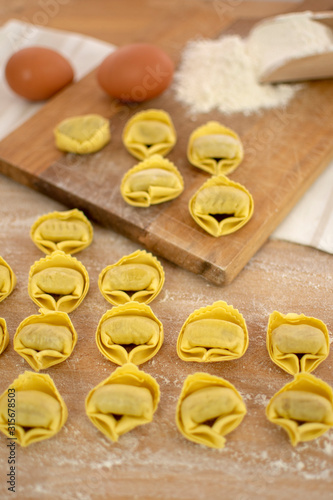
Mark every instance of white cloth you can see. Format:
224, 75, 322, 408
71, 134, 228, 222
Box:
0, 19, 332, 254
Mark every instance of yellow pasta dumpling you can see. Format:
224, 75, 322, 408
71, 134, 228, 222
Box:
0, 256, 16, 303
0, 371, 68, 447
30, 209, 93, 254
122, 109, 176, 160
266, 373, 333, 446
189, 175, 254, 237
120, 154, 184, 207
14, 309, 77, 371
0, 318, 9, 356
54, 114, 111, 154
176, 372, 246, 448
96, 302, 163, 366
187, 121, 243, 176
267, 311, 329, 375
28, 250, 89, 313
177, 300, 248, 362
85, 363, 160, 442
98, 249, 164, 305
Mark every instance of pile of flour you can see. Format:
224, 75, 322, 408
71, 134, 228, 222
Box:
173, 11, 333, 115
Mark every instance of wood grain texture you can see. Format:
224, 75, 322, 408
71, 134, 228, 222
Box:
1, 13, 333, 284
0, 2, 332, 500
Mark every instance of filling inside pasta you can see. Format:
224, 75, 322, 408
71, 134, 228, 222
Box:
18, 323, 73, 353
272, 324, 326, 355
181, 387, 238, 427
101, 315, 159, 346
192, 134, 240, 160
129, 120, 171, 145
38, 220, 87, 242
273, 390, 333, 424
89, 384, 153, 419
182, 319, 244, 354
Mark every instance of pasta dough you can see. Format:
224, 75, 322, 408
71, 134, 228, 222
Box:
30, 209, 93, 254
98, 250, 165, 305
121, 154, 184, 207
267, 311, 329, 375
85, 363, 160, 442
189, 175, 254, 237
96, 302, 163, 365
28, 250, 89, 313
0, 371, 68, 447
54, 114, 111, 154
177, 300, 248, 362
14, 309, 77, 371
0, 318, 9, 356
0, 256, 16, 303
187, 121, 243, 175
176, 372, 246, 448
266, 373, 333, 446
122, 109, 176, 160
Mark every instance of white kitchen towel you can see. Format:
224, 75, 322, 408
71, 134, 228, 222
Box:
0, 19, 332, 254
0, 19, 114, 139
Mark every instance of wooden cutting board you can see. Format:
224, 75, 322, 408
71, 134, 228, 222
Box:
0, 19, 333, 285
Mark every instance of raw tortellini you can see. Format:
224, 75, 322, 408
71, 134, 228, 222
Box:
96, 302, 163, 365
0, 371, 68, 447
30, 209, 93, 254
14, 309, 77, 371
98, 250, 165, 306
0, 256, 16, 303
189, 175, 254, 237
267, 311, 330, 375
0, 318, 9, 356
85, 363, 160, 442
28, 250, 89, 313
54, 113, 111, 154
176, 372, 246, 448
266, 373, 333, 446
177, 300, 248, 362
121, 154, 184, 207
122, 109, 176, 160
187, 121, 244, 176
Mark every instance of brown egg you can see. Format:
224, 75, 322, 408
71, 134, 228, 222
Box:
97, 43, 174, 102
5, 47, 74, 101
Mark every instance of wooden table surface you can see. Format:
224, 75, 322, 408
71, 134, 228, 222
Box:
0, 1, 332, 499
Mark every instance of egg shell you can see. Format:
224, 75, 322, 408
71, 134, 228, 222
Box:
97, 43, 174, 102
5, 47, 74, 101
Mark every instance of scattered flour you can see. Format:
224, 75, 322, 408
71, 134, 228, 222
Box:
173, 11, 333, 115
173, 35, 298, 115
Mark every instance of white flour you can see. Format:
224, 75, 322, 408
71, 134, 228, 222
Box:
173, 11, 333, 115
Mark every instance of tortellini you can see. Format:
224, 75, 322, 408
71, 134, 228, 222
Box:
98, 250, 165, 306
122, 109, 176, 160
120, 154, 184, 207
189, 175, 254, 237
30, 209, 93, 254
177, 300, 248, 362
96, 302, 163, 366
266, 373, 333, 446
14, 309, 77, 371
54, 114, 111, 154
28, 250, 89, 313
187, 121, 244, 176
0, 318, 9, 356
267, 311, 330, 375
176, 372, 246, 448
0, 256, 16, 303
0, 371, 68, 447
85, 363, 160, 442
